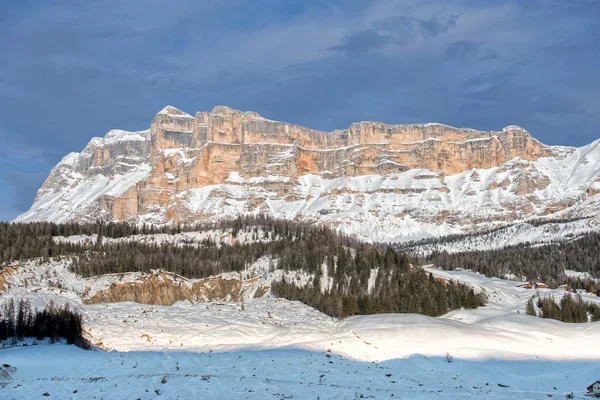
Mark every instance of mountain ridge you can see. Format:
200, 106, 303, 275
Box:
16, 105, 600, 243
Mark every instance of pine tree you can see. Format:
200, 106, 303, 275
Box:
526, 298, 536, 316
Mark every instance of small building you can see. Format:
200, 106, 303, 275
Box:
517, 282, 533, 289
586, 380, 600, 396
534, 282, 547, 289
557, 284, 571, 291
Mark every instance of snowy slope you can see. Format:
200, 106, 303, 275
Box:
2, 258, 600, 361
406, 213, 600, 255
15, 128, 152, 223
2, 259, 600, 398
2, 257, 600, 398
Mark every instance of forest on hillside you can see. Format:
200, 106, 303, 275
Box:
526, 294, 600, 323
418, 232, 600, 294
0, 219, 484, 319
0, 299, 85, 347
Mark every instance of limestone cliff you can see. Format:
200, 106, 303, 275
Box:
15, 105, 600, 242
83, 271, 269, 306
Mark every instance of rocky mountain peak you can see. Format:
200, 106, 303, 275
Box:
15, 105, 600, 243
152, 105, 194, 133
157, 105, 192, 117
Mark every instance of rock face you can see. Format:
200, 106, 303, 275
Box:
16, 105, 600, 242
83, 271, 263, 306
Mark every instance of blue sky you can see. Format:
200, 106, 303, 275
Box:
1, 0, 599, 221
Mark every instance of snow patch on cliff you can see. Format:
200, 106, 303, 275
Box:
15, 163, 151, 223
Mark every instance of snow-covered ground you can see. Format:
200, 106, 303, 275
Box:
2, 259, 600, 398
2, 344, 598, 399
407, 215, 600, 255
53, 227, 280, 248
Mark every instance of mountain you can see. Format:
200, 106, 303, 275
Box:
15, 105, 600, 243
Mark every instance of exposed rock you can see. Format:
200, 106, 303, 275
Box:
0, 266, 18, 294
84, 271, 267, 306
15, 106, 600, 243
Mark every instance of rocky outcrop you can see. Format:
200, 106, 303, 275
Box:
0, 266, 18, 294
84, 271, 268, 306
15, 106, 600, 242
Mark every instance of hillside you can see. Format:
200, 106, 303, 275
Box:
2, 252, 600, 398
2, 221, 600, 398
0, 220, 483, 320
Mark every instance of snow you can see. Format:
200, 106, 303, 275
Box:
502, 125, 529, 133
448, 136, 495, 145
422, 265, 600, 312
157, 105, 193, 118
3, 345, 599, 399
3, 257, 600, 398
103, 129, 150, 144
57, 152, 80, 167
412, 216, 600, 255
54, 229, 281, 250
162, 148, 197, 165
15, 163, 152, 223
564, 270, 599, 283
3, 258, 600, 360
155, 137, 600, 245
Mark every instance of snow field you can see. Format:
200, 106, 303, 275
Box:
2, 344, 599, 399
2, 259, 600, 398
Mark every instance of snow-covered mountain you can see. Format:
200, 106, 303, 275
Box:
15, 105, 600, 243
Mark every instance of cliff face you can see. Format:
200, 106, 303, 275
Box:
83, 271, 269, 306
146, 105, 547, 180
16, 105, 600, 242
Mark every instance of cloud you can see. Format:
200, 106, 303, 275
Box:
329, 29, 395, 55
374, 15, 458, 39
330, 14, 458, 55
445, 40, 498, 62
1, 0, 600, 219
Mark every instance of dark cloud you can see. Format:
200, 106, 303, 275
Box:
329, 29, 395, 55
416, 16, 458, 37
331, 15, 458, 55
445, 40, 478, 60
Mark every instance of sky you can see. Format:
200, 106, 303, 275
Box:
1, 0, 599, 221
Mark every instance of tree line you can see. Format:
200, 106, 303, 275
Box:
422, 232, 600, 288
0, 299, 86, 347
526, 294, 600, 323
398, 217, 592, 251
273, 270, 483, 319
